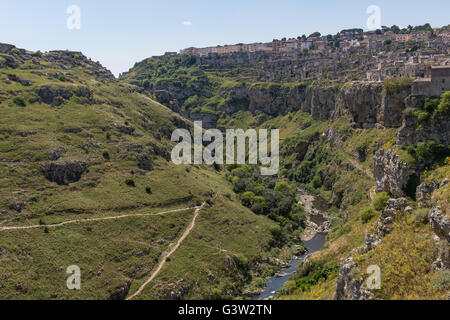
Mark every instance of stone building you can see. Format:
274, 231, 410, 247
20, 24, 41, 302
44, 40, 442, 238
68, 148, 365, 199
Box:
412, 66, 450, 97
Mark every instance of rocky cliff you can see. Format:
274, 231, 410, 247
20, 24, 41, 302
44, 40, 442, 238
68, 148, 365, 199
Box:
373, 150, 414, 198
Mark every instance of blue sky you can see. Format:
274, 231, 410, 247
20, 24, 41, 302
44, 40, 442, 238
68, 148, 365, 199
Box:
1, 0, 449, 76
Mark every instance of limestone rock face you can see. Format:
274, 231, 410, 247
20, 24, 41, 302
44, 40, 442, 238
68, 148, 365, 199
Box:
108, 280, 131, 300
364, 198, 408, 252
41, 160, 87, 185
397, 112, 450, 146
335, 81, 410, 128
35, 85, 92, 106
373, 150, 412, 198
416, 183, 436, 208
335, 82, 382, 128
305, 85, 337, 121
430, 206, 450, 270
379, 88, 410, 128
189, 111, 219, 129
334, 258, 372, 300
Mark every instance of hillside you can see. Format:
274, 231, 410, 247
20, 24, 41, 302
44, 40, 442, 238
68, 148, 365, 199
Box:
0, 43, 306, 299
1, 21, 449, 300
121, 29, 450, 300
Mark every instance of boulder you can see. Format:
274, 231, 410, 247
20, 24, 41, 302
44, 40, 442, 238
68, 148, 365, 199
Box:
41, 160, 87, 185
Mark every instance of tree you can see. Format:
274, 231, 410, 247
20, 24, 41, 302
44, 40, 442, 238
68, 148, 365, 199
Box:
437, 91, 450, 115
274, 180, 291, 193
241, 191, 256, 208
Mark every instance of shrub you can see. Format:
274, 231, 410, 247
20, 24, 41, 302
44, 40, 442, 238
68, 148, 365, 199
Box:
102, 150, 110, 160
411, 140, 450, 164
274, 180, 290, 193
373, 192, 390, 211
432, 270, 450, 290
412, 208, 429, 225
211, 288, 222, 300
360, 206, 376, 224
241, 191, 256, 208
251, 196, 267, 215
235, 254, 248, 269
13, 96, 26, 107
436, 91, 450, 116
125, 178, 136, 187
415, 109, 431, 124
383, 78, 413, 95
145, 186, 152, 194
312, 175, 322, 189
269, 225, 283, 240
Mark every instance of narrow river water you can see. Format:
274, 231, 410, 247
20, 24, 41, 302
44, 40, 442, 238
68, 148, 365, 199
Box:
255, 232, 327, 300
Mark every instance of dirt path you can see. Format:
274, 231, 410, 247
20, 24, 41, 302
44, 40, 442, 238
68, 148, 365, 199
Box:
0, 207, 195, 232
348, 158, 374, 180
126, 202, 206, 300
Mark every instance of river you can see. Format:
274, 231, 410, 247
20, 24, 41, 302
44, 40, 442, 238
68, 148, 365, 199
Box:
255, 232, 327, 300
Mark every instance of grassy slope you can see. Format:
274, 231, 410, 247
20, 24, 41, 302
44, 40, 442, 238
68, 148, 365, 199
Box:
275, 116, 449, 300
0, 49, 279, 299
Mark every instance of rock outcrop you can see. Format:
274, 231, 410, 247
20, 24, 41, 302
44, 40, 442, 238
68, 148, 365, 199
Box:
334, 81, 410, 128
108, 280, 131, 300
364, 198, 408, 252
430, 206, 450, 270
373, 150, 413, 198
304, 85, 337, 121
397, 111, 450, 146
334, 82, 382, 128
41, 160, 88, 185
35, 85, 92, 106
334, 257, 372, 300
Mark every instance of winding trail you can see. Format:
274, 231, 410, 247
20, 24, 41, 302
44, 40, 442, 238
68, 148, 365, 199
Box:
0, 207, 195, 232
348, 158, 374, 180
126, 202, 206, 300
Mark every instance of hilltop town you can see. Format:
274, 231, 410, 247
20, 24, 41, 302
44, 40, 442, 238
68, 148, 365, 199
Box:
163, 24, 450, 84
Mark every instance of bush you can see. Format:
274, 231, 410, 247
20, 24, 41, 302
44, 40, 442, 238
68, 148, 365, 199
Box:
274, 180, 291, 193
360, 206, 376, 224
312, 175, 322, 189
373, 192, 390, 211
211, 288, 222, 300
383, 78, 413, 95
411, 141, 450, 164
432, 270, 450, 290
241, 191, 256, 208
145, 186, 152, 194
269, 225, 283, 240
412, 208, 429, 225
13, 96, 26, 107
125, 178, 135, 187
235, 254, 248, 269
436, 91, 450, 116
102, 150, 110, 160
